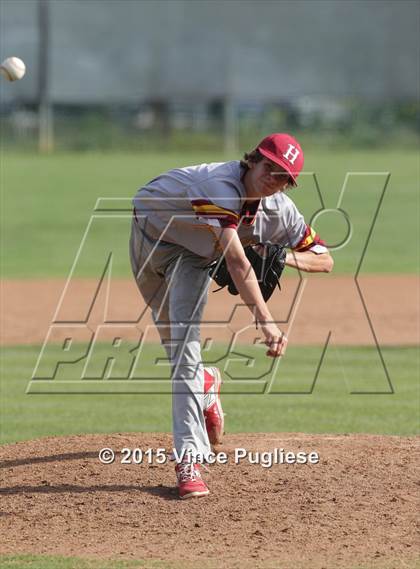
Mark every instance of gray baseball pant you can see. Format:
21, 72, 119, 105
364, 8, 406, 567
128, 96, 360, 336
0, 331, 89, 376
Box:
129, 216, 212, 461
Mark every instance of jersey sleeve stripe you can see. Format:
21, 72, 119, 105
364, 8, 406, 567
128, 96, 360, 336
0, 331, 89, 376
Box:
293, 225, 326, 251
191, 199, 240, 224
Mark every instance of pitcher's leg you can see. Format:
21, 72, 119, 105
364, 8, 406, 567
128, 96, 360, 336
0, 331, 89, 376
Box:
130, 219, 212, 460
166, 253, 212, 461
129, 217, 172, 358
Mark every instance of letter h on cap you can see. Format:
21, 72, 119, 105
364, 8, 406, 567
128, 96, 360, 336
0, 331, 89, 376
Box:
283, 144, 300, 165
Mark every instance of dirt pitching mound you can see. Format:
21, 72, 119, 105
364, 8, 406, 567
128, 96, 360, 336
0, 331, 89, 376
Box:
1, 433, 419, 569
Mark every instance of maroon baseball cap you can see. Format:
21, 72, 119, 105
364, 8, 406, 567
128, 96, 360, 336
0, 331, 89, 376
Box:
257, 133, 304, 186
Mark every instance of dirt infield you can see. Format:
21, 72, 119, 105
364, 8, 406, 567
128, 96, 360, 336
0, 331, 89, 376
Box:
0, 433, 419, 569
1, 275, 419, 346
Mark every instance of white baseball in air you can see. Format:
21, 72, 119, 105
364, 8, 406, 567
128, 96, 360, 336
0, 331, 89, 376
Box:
0, 57, 26, 81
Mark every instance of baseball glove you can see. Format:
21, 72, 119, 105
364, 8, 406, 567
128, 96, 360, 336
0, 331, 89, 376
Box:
208, 244, 286, 302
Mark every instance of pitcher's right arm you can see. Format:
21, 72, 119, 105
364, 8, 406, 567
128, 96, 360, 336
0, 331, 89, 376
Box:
218, 228, 287, 358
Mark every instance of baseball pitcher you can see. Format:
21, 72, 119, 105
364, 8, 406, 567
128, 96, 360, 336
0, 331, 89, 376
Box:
130, 133, 333, 499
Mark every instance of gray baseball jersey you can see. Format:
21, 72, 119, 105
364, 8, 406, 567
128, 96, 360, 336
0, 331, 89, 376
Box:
132, 160, 327, 259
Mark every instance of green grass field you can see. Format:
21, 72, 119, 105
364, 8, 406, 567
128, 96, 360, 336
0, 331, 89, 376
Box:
1, 554, 417, 569
1, 149, 418, 443
0, 555, 150, 569
1, 149, 418, 277
1, 343, 418, 445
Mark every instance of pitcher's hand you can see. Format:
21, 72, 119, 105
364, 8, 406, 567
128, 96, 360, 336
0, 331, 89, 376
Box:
260, 322, 288, 358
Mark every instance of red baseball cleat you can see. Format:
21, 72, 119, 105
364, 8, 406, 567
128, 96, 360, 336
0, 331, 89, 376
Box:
203, 366, 224, 445
175, 461, 209, 499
